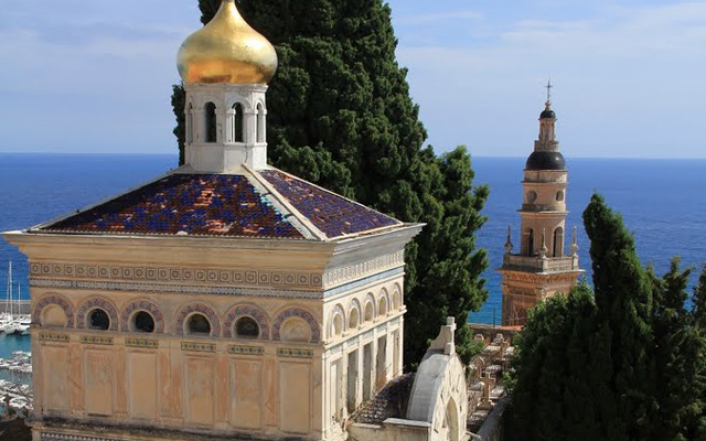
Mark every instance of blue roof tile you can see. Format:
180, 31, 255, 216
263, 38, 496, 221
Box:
260, 170, 399, 238
41, 174, 303, 239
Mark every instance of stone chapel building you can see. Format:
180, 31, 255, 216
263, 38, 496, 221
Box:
4, 1, 472, 440
499, 92, 584, 326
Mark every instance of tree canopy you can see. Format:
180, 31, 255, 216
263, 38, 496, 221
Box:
172, 0, 489, 365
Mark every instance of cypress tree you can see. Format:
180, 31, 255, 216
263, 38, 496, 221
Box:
173, 0, 489, 365
693, 265, 706, 329
508, 287, 600, 440
651, 259, 706, 441
583, 193, 656, 440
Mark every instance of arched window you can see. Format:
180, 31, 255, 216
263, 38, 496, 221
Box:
89, 308, 110, 331
256, 103, 264, 143
281, 318, 311, 343
526, 229, 535, 256
204, 102, 217, 143
349, 308, 359, 330
232, 103, 244, 142
332, 314, 343, 337
364, 302, 374, 322
235, 316, 259, 338
553, 227, 564, 257
186, 103, 193, 145
132, 311, 155, 333
379, 296, 388, 316
42, 305, 67, 328
187, 313, 211, 335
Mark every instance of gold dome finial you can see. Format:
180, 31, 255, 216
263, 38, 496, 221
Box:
177, 0, 277, 85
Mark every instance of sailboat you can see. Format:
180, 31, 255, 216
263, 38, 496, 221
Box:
0, 262, 17, 334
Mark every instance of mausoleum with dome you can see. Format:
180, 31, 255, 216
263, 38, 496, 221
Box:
3, 1, 474, 440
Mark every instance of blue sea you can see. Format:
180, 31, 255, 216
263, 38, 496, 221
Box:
0, 153, 705, 333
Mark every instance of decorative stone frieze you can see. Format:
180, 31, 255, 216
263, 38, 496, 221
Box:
181, 342, 215, 353
125, 337, 159, 349
81, 335, 113, 346
278, 347, 314, 358
43, 433, 117, 441
39, 332, 70, 343
228, 345, 264, 355
30, 262, 323, 290
30, 278, 321, 299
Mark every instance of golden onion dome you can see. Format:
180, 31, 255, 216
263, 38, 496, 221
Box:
177, 0, 277, 85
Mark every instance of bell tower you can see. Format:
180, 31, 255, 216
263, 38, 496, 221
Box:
500, 85, 584, 326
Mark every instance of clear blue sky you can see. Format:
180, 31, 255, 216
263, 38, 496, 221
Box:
1, 0, 705, 158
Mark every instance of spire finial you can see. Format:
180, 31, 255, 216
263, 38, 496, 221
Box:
545, 79, 553, 108
539, 228, 548, 259
505, 226, 514, 254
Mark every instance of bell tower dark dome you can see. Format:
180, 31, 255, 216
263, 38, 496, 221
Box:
525, 150, 566, 171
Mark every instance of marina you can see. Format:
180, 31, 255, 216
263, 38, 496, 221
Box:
0, 349, 32, 418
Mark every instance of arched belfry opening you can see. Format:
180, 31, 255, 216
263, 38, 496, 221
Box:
186, 103, 193, 145
232, 103, 244, 143
553, 227, 564, 257
526, 228, 535, 256
204, 102, 217, 143
256, 103, 265, 143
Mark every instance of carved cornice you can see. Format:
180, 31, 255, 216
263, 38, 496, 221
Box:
323, 250, 404, 289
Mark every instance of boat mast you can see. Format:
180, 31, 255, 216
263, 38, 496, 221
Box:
5, 261, 11, 319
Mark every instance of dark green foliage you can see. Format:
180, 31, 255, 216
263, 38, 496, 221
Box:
583, 193, 656, 440
694, 265, 706, 329
509, 194, 706, 441
508, 286, 604, 441
171, 85, 186, 166
172, 0, 488, 365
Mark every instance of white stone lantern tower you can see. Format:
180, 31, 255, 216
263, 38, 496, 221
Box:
178, 0, 277, 172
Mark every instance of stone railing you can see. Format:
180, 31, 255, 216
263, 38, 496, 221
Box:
502, 254, 579, 273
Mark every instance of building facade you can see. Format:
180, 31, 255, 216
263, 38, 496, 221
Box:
4, 2, 426, 440
499, 94, 584, 326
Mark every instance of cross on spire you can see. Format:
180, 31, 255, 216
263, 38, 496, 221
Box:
545, 80, 553, 105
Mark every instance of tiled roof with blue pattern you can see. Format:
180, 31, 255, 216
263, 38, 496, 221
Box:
259, 170, 399, 238
41, 174, 303, 239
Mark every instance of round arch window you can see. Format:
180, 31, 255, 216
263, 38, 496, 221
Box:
556, 190, 565, 202
527, 191, 537, 203
132, 311, 155, 333
235, 316, 259, 339
89, 308, 110, 331
187, 313, 211, 336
